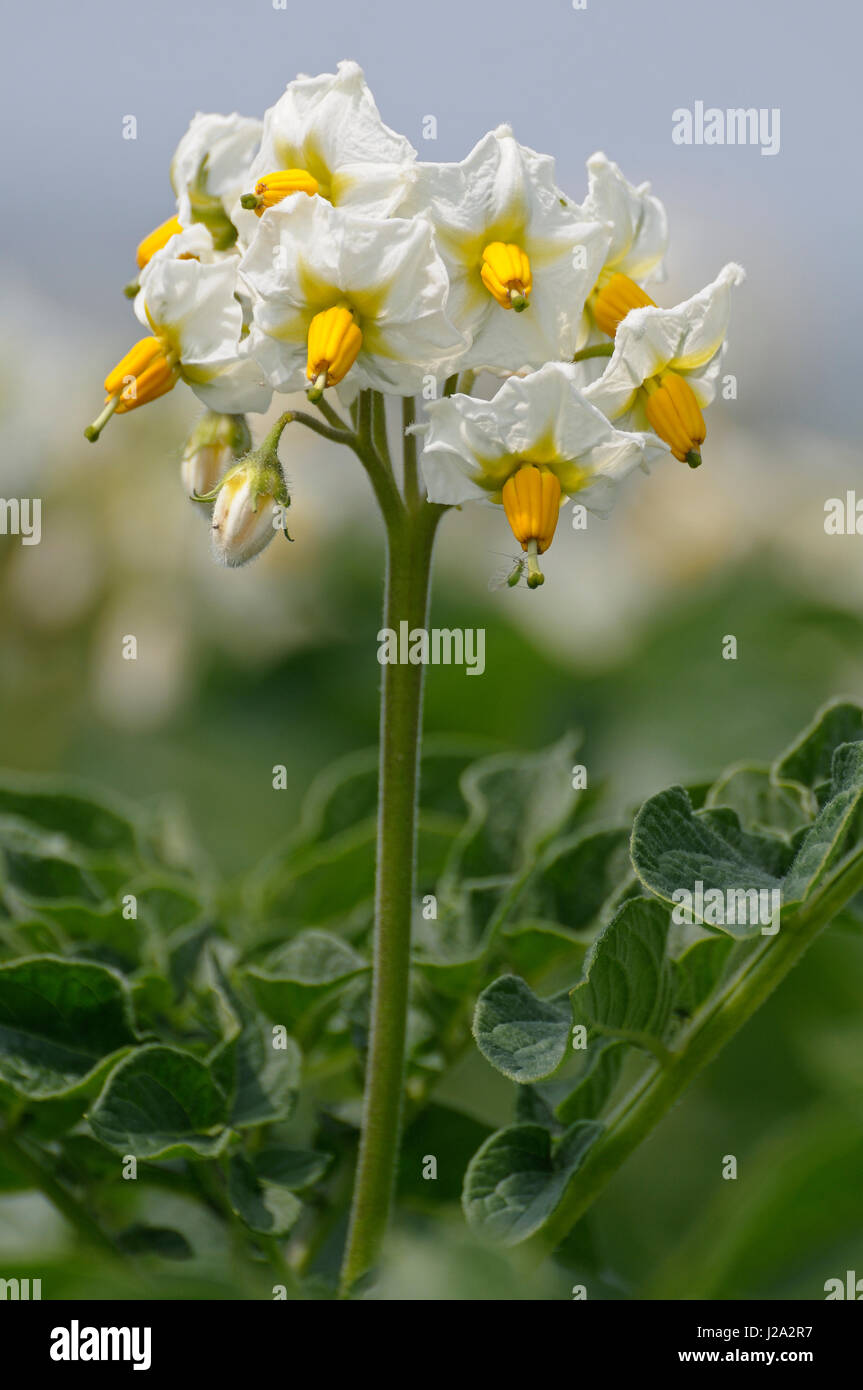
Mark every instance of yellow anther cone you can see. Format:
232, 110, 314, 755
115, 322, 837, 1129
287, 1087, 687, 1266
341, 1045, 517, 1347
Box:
502, 465, 561, 586
481, 242, 532, 311
306, 305, 363, 399
242, 169, 319, 216
644, 371, 706, 465
592, 272, 656, 338
136, 216, 184, 270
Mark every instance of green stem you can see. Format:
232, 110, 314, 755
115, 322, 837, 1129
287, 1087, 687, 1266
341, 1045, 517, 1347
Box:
284, 410, 353, 448
0, 1129, 117, 1254
338, 488, 444, 1297
349, 392, 404, 532
371, 393, 392, 473
525, 851, 863, 1262
314, 396, 351, 434
401, 397, 419, 511
572, 343, 614, 363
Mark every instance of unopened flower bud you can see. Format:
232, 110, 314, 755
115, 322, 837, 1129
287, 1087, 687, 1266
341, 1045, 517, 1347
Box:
181, 411, 252, 501
209, 431, 291, 568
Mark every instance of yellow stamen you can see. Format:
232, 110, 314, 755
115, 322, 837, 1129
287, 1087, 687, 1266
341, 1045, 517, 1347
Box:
85, 336, 178, 441
306, 305, 363, 400
502, 465, 562, 586
591, 272, 656, 338
136, 216, 184, 270
241, 170, 319, 216
643, 370, 706, 465
481, 242, 532, 311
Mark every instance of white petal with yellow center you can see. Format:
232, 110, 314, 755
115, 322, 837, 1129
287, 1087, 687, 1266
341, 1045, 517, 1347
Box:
417, 361, 653, 514
584, 262, 745, 423
401, 125, 611, 372
239, 196, 465, 396
243, 60, 417, 224
136, 250, 271, 413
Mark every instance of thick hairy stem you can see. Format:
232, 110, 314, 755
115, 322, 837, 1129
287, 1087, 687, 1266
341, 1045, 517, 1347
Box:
338, 493, 442, 1296
524, 850, 863, 1262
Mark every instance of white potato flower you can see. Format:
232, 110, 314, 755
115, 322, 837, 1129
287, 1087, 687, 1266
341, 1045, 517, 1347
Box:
583, 262, 745, 466
240, 195, 465, 399
85, 245, 270, 441
171, 111, 263, 249
399, 125, 610, 373
582, 152, 670, 339
417, 361, 663, 586
234, 60, 417, 237
585, 152, 668, 285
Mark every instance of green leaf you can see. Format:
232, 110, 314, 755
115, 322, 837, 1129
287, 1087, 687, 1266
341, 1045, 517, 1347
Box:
631, 741, 863, 925
0, 776, 139, 856
116, 1225, 193, 1260
782, 743, 863, 904
775, 699, 863, 791
705, 764, 811, 838
252, 1147, 332, 1191
87, 1045, 229, 1159
210, 1017, 301, 1129
0, 828, 105, 906
258, 815, 458, 932
446, 734, 584, 881
254, 740, 484, 930
474, 899, 673, 1085
554, 1043, 627, 1126
293, 738, 487, 844
526, 827, 633, 933
500, 920, 588, 979
569, 897, 673, 1047
20, 902, 134, 958
672, 936, 735, 1015
134, 879, 204, 933
516, 1042, 626, 1130
473, 975, 571, 1084
244, 930, 368, 1023
631, 786, 789, 937
0, 956, 136, 1099
631, 749, 863, 932
227, 1153, 303, 1236
462, 1120, 602, 1244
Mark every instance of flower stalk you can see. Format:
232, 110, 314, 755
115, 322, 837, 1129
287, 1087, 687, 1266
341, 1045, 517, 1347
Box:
334, 393, 444, 1297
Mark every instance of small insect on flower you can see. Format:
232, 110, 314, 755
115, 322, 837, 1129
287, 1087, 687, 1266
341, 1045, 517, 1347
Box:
488, 554, 527, 591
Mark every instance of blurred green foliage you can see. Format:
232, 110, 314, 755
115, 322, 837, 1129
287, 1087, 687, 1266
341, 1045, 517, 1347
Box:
1, 406, 863, 1299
